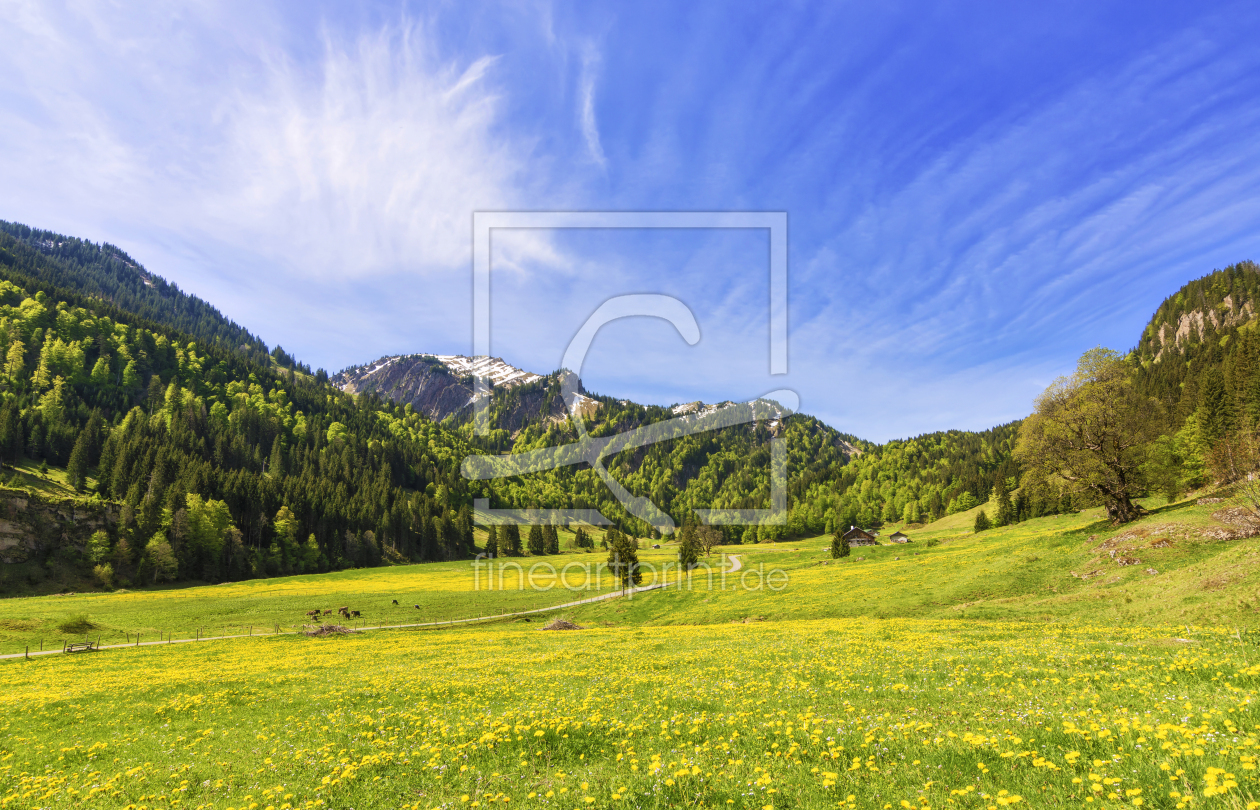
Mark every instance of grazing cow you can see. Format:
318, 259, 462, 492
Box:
304, 609, 321, 619
337, 606, 350, 617
414, 604, 420, 609
322, 609, 333, 617
391, 599, 398, 605
350, 610, 361, 619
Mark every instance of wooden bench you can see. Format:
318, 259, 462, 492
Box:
64, 641, 96, 653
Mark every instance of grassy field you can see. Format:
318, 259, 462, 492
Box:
3, 493, 1260, 807
0, 456, 97, 499
3, 493, 1260, 652
3, 618, 1258, 808
0, 548, 694, 652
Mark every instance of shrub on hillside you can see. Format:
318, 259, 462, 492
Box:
57, 613, 97, 634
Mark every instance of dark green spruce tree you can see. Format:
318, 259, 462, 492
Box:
830, 528, 850, 559
677, 521, 699, 570
66, 429, 90, 492
993, 478, 1013, 527
606, 529, 642, 590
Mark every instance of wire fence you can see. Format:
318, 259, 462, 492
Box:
4, 581, 670, 660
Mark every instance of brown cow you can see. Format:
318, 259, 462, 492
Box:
304, 609, 321, 619
350, 610, 361, 619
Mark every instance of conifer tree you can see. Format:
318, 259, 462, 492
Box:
974, 510, 991, 533
993, 478, 1013, 527
504, 524, 522, 556
484, 524, 499, 557
0, 402, 16, 466
267, 436, 284, 477
543, 524, 559, 554
1199, 368, 1235, 443
146, 374, 165, 413
606, 529, 642, 590
66, 428, 90, 491
527, 524, 544, 555
677, 521, 699, 570
830, 528, 850, 559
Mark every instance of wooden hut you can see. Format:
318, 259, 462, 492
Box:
889, 531, 911, 544
841, 526, 878, 546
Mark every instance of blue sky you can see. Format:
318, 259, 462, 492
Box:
4, 2, 1260, 442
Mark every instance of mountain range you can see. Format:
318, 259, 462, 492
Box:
0, 218, 1257, 593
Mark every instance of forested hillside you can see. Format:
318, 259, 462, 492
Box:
0, 221, 295, 373
0, 217, 1115, 594
0, 232, 502, 592
1129, 260, 1260, 499
789, 424, 1026, 533
1134, 260, 1260, 425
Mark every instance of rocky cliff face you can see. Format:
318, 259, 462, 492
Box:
0, 490, 118, 594
1137, 261, 1260, 363
331, 354, 545, 423
1150, 295, 1256, 361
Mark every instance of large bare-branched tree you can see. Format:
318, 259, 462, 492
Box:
1015, 347, 1159, 524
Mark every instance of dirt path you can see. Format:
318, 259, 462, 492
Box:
726, 553, 743, 573
0, 582, 670, 661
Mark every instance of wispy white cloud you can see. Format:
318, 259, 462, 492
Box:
0, 4, 543, 283
207, 25, 531, 279
3, 2, 1260, 442
578, 42, 607, 169
0, 1, 572, 370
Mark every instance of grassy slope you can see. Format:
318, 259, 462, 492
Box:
565, 494, 1260, 629
2, 493, 1258, 653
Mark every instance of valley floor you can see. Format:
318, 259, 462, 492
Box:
2, 494, 1259, 808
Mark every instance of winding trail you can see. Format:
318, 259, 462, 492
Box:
725, 553, 743, 573
0, 582, 671, 661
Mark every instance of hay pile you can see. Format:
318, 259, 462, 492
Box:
541, 619, 583, 631
303, 624, 357, 637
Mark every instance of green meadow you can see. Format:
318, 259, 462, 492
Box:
3, 493, 1260, 808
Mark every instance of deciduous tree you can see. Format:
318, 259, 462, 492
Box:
1016, 347, 1159, 524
